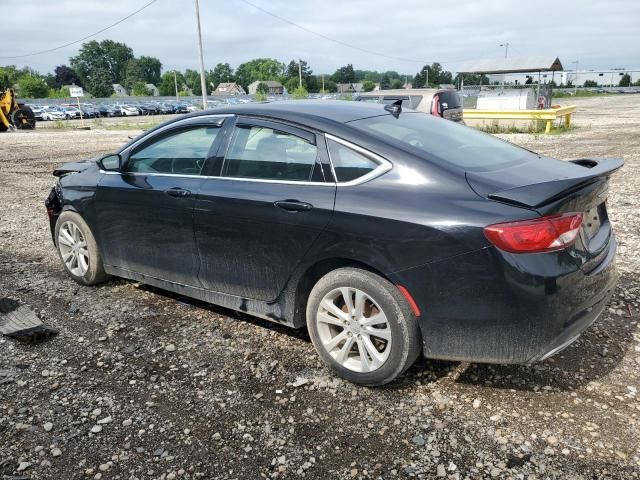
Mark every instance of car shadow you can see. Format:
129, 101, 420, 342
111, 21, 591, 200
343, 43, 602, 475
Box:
454, 308, 635, 392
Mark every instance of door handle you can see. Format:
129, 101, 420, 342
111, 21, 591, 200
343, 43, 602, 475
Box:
274, 200, 313, 212
165, 188, 191, 198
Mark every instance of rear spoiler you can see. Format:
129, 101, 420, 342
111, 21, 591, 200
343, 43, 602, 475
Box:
485, 157, 624, 208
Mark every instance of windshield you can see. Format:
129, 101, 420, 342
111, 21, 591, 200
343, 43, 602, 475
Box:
349, 112, 537, 171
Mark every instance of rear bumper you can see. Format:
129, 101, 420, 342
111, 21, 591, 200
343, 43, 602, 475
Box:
393, 237, 617, 364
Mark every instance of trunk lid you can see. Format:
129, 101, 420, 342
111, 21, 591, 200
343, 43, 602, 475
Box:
467, 156, 623, 270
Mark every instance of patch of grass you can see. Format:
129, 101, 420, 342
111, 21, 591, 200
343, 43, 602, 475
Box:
478, 121, 575, 135
104, 121, 160, 131
51, 120, 66, 129
553, 90, 608, 98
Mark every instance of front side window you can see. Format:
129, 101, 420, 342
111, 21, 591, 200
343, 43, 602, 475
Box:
222, 125, 318, 181
126, 126, 220, 175
326, 138, 381, 182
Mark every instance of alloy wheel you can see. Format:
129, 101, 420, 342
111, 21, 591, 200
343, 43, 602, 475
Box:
58, 221, 89, 277
316, 287, 392, 373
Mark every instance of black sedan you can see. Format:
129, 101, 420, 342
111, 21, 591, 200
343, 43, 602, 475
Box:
45, 101, 622, 386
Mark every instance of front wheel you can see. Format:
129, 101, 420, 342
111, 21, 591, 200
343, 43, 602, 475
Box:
55, 211, 108, 285
306, 267, 422, 386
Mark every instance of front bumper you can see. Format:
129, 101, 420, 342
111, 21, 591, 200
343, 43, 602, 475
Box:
393, 237, 618, 364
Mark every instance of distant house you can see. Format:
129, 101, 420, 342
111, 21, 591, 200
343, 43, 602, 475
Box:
247, 80, 284, 95
336, 83, 364, 94
145, 84, 160, 96
112, 84, 128, 96
212, 82, 246, 95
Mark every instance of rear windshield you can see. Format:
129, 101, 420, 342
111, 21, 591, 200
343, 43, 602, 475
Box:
437, 90, 461, 109
349, 112, 537, 171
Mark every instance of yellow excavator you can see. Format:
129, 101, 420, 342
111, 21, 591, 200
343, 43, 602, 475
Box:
0, 79, 36, 132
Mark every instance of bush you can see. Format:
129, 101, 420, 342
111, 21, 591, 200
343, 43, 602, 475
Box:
619, 73, 631, 87
362, 80, 376, 92
131, 81, 151, 96
583, 80, 598, 88
255, 91, 267, 102
291, 86, 308, 99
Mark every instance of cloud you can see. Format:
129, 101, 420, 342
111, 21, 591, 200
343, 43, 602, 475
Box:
4, 0, 639, 75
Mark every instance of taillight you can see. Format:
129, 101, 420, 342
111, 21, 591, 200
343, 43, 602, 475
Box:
484, 213, 583, 253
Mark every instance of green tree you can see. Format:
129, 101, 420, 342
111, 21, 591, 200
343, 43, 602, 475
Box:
619, 73, 631, 87
0, 65, 33, 87
17, 75, 49, 98
131, 81, 151, 96
256, 82, 269, 94
135, 56, 162, 85
390, 78, 404, 89
159, 71, 186, 96
207, 63, 234, 91
284, 77, 300, 94
583, 80, 598, 87
320, 79, 337, 93
362, 80, 376, 92
235, 58, 285, 90
70, 40, 134, 96
379, 74, 391, 90
331, 64, 355, 84
183, 69, 202, 95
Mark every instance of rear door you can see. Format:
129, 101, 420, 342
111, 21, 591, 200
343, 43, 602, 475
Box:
193, 117, 336, 301
94, 116, 226, 285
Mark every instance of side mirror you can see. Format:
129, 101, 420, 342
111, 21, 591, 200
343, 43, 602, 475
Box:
99, 154, 121, 171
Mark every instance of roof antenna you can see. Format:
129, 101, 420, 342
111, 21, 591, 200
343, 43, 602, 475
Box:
384, 99, 402, 118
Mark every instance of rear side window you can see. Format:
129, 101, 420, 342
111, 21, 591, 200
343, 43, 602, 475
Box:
437, 90, 461, 109
126, 126, 219, 175
350, 112, 537, 171
222, 125, 318, 181
326, 138, 380, 182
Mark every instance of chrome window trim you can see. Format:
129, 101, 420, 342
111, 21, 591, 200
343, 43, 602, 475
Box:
98, 170, 335, 186
324, 133, 393, 187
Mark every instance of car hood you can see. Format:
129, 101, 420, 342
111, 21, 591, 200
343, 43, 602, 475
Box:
53, 158, 98, 177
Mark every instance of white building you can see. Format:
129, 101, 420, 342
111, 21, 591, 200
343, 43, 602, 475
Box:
488, 70, 640, 87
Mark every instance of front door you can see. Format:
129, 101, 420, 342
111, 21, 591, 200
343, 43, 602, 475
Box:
94, 118, 225, 285
194, 118, 336, 301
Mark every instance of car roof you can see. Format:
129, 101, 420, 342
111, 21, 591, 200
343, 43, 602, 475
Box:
190, 100, 395, 125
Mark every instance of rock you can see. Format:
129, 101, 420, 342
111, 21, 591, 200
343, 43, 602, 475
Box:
212, 432, 221, 441
165, 344, 176, 352
472, 399, 482, 409
43, 422, 53, 432
122, 418, 133, 427
412, 435, 426, 446
97, 416, 112, 424
91, 425, 103, 434
546, 436, 559, 446
17, 462, 31, 472
153, 447, 165, 457
292, 377, 308, 387
51, 447, 62, 457
436, 464, 446, 477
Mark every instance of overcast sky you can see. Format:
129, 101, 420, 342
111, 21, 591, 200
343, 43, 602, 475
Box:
4, 0, 639, 76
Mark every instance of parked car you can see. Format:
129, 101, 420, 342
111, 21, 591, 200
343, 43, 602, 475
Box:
30, 106, 46, 121
355, 88, 464, 123
41, 107, 67, 121
60, 105, 82, 119
118, 105, 140, 116
45, 101, 621, 386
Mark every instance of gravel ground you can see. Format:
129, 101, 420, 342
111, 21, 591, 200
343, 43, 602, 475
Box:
0, 95, 639, 480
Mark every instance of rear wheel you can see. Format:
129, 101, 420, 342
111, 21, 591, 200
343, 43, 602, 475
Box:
307, 267, 421, 386
55, 211, 108, 285
11, 107, 36, 129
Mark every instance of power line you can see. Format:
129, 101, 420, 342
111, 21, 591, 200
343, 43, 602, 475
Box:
0, 0, 159, 60
237, 0, 429, 65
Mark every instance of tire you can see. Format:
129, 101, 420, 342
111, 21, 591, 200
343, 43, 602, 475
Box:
11, 107, 36, 130
55, 211, 108, 286
306, 267, 422, 386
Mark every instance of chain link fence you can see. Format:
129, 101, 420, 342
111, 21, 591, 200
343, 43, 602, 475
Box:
460, 84, 554, 110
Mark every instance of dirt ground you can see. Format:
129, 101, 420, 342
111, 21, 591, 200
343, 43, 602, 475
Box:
0, 95, 639, 480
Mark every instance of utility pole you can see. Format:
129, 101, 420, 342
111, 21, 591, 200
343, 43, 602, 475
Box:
500, 43, 510, 59
573, 60, 579, 95
322, 74, 325, 95
298, 60, 303, 89
173, 70, 178, 101
193, 0, 208, 110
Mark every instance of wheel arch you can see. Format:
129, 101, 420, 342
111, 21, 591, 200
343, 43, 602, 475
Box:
289, 257, 397, 328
